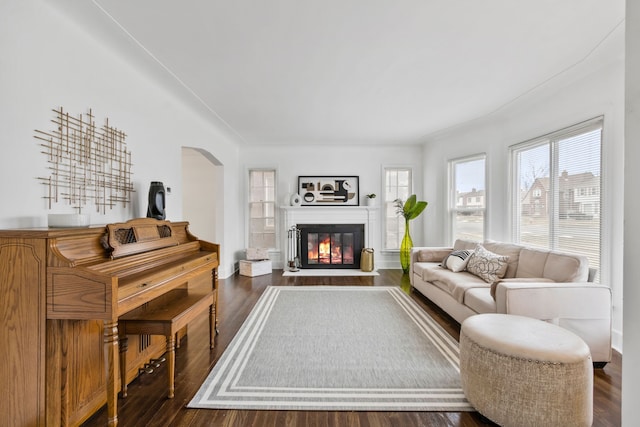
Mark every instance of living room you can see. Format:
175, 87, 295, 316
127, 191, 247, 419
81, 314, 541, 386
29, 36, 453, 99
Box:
0, 0, 638, 425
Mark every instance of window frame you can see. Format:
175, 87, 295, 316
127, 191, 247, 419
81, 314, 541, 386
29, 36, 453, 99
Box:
509, 117, 603, 280
447, 153, 487, 244
382, 166, 413, 251
247, 168, 277, 250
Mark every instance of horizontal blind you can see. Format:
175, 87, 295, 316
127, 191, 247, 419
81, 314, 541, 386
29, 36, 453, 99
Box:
556, 127, 602, 276
512, 118, 602, 281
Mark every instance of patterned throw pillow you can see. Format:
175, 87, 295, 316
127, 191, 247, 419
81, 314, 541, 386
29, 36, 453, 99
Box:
466, 244, 509, 283
441, 249, 474, 272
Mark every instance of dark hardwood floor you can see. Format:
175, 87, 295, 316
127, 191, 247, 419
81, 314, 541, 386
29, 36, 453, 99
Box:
82, 270, 621, 427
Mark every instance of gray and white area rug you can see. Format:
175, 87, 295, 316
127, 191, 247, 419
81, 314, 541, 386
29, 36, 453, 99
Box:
282, 269, 379, 277
188, 286, 473, 411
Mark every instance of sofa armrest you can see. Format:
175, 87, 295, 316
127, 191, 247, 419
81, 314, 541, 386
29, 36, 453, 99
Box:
409, 247, 452, 284
494, 282, 612, 362
411, 246, 453, 262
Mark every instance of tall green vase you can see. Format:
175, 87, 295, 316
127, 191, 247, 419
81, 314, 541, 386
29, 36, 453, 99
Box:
400, 219, 413, 274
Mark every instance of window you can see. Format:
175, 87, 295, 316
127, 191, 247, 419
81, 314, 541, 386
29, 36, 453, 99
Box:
449, 155, 486, 242
383, 167, 412, 250
511, 118, 602, 279
248, 169, 276, 249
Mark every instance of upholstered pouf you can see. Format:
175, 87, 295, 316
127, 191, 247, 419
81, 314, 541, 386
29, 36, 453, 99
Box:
459, 314, 593, 427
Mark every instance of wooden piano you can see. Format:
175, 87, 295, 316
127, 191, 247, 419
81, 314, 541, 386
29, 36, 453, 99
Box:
0, 218, 220, 426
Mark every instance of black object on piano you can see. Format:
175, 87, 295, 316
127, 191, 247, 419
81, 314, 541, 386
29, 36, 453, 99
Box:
147, 181, 166, 220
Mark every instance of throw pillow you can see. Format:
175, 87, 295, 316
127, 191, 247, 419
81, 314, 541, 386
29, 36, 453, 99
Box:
466, 244, 509, 283
441, 249, 474, 272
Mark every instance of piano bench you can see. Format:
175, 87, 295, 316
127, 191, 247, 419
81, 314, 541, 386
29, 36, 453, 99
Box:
118, 285, 216, 399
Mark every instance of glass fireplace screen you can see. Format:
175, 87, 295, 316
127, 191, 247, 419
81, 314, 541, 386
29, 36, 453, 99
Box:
298, 224, 364, 268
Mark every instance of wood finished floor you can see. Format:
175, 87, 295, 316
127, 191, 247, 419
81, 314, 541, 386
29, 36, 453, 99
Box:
82, 269, 622, 427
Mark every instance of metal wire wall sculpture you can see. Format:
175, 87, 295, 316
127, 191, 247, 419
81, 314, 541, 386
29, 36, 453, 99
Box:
35, 107, 134, 214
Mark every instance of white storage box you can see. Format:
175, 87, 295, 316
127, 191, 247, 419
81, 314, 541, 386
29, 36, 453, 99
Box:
239, 259, 272, 277
246, 247, 269, 261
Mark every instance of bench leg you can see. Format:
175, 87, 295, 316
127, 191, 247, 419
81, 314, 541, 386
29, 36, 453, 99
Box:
119, 335, 129, 398
166, 334, 176, 399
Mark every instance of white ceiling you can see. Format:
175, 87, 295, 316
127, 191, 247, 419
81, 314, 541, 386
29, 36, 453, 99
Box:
61, 0, 625, 145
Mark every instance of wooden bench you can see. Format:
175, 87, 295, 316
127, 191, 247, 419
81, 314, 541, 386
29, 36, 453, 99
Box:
118, 283, 216, 399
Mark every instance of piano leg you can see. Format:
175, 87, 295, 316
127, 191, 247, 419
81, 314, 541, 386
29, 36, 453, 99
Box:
212, 268, 220, 335
214, 297, 220, 335
104, 320, 119, 427
209, 304, 215, 349
166, 334, 176, 399
119, 334, 129, 398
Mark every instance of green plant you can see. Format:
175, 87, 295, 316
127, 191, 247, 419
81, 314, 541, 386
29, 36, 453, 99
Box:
394, 195, 428, 273
366, 193, 377, 199
394, 194, 428, 220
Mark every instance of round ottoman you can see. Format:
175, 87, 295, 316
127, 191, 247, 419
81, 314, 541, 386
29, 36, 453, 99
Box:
459, 314, 593, 427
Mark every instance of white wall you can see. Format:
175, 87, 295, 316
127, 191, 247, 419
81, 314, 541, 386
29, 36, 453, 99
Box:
182, 147, 225, 255
239, 144, 424, 269
623, 0, 640, 423
421, 29, 625, 352
0, 0, 241, 277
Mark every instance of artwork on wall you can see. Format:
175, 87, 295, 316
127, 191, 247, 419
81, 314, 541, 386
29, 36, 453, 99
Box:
35, 107, 134, 214
297, 176, 359, 206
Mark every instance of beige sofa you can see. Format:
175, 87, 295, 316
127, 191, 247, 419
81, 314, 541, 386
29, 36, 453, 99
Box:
409, 239, 612, 365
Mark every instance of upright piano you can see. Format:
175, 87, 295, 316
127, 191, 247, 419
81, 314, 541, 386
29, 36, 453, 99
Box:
0, 218, 220, 426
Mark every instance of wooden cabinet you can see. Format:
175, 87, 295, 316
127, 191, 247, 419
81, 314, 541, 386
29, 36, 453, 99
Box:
44, 318, 168, 425
0, 237, 47, 426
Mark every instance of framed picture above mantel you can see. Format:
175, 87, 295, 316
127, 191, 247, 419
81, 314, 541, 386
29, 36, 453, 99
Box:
297, 176, 359, 206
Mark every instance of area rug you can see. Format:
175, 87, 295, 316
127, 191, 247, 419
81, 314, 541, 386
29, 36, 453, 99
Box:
188, 286, 472, 411
282, 269, 379, 277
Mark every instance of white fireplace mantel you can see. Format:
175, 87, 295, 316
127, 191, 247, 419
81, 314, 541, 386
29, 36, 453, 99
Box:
280, 205, 380, 265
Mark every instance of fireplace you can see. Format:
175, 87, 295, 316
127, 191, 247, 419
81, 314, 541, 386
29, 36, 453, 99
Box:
298, 224, 365, 269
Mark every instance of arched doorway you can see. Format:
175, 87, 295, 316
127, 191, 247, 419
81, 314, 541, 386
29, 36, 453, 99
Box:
181, 147, 224, 254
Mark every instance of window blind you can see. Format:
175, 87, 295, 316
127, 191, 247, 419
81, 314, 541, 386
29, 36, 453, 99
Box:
512, 118, 602, 280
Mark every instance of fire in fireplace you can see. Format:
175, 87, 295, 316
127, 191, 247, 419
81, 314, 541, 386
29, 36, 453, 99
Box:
298, 224, 365, 269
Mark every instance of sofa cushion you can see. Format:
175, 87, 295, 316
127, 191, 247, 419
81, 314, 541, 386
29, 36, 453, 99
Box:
441, 249, 474, 272
483, 240, 522, 278
464, 287, 497, 314
420, 266, 488, 302
543, 251, 589, 282
517, 248, 589, 282
413, 262, 450, 293
515, 248, 548, 278
466, 244, 509, 283
453, 239, 478, 251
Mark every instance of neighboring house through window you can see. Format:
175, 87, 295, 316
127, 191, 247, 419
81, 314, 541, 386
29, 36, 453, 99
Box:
449, 155, 486, 243
511, 117, 602, 280
248, 169, 276, 249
